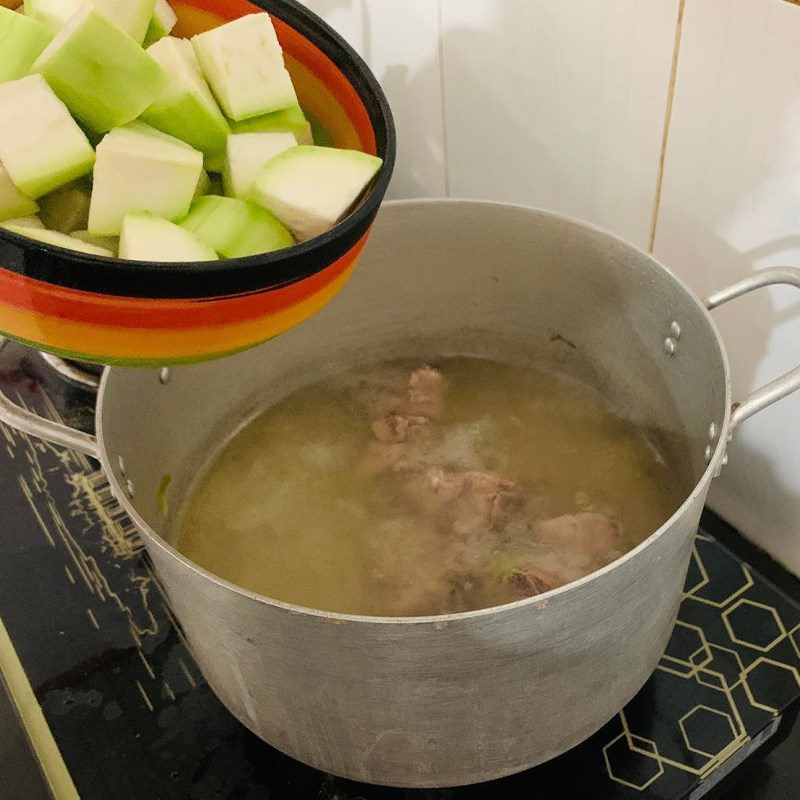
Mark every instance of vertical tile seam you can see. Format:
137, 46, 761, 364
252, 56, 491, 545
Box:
436, 0, 452, 197
648, 0, 687, 253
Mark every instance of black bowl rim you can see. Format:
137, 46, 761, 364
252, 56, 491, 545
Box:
0, 0, 396, 300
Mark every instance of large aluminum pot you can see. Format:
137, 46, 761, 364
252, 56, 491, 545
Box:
2, 200, 800, 787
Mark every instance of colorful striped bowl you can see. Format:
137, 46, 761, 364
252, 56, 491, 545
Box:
0, 0, 395, 365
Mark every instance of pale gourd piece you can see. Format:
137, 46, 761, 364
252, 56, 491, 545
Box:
143, 0, 177, 47
0, 216, 45, 230
26, 0, 156, 43
33, 5, 169, 135
252, 146, 383, 241
71, 229, 118, 253
0, 7, 53, 82
93, 0, 156, 44
142, 37, 230, 161
38, 177, 91, 233
0, 163, 39, 222
222, 131, 297, 200
5, 224, 114, 256
119, 212, 219, 262
230, 104, 313, 145
194, 169, 211, 200
0, 75, 95, 199
181, 195, 294, 258
89, 122, 204, 235
192, 14, 299, 122
24, 0, 80, 30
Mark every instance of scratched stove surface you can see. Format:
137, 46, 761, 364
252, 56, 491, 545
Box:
0, 343, 799, 800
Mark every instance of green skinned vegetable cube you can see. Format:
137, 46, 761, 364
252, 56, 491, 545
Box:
88, 122, 203, 235
229, 104, 313, 145
143, 0, 176, 46
194, 169, 211, 200
6, 224, 114, 256
0, 7, 53, 82
0, 216, 46, 231
192, 14, 298, 121
120, 212, 218, 262
26, 0, 156, 44
24, 0, 81, 30
71, 229, 118, 253
33, 5, 169, 135
0, 75, 95, 199
222, 131, 296, 200
0, 163, 39, 222
38, 177, 91, 233
141, 37, 230, 161
93, 0, 156, 44
181, 195, 294, 258
252, 146, 382, 241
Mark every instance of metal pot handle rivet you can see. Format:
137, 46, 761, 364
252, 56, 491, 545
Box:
705, 267, 800, 429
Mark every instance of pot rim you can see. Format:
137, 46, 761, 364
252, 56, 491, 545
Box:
97, 198, 733, 625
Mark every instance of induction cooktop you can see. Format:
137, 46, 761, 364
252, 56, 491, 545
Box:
0, 341, 798, 800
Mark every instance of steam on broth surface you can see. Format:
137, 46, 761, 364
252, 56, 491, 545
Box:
176, 357, 685, 617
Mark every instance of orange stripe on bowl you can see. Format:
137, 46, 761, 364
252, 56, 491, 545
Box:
0, 235, 367, 330
274, 20, 376, 154
0, 266, 355, 364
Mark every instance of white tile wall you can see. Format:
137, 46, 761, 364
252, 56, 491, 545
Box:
304, 0, 447, 198
654, 0, 800, 574
439, 0, 681, 249
312, 0, 800, 573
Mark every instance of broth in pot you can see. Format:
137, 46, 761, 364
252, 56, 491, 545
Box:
176, 357, 685, 617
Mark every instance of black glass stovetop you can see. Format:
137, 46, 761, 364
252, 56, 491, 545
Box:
0, 340, 799, 800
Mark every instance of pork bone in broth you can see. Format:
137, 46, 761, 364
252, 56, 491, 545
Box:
176, 357, 686, 616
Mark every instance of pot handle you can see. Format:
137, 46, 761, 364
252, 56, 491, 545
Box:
0, 344, 100, 458
705, 267, 800, 429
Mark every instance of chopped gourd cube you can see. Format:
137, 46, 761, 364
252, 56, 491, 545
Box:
222, 131, 296, 200
0, 7, 52, 82
0, 74, 95, 199
142, 36, 230, 161
229, 104, 313, 145
88, 122, 204, 235
181, 195, 294, 258
71, 228, 118, 253
192, 14, 298, 122
38, 177, 91, 232
0, 162, 39, 221
6, 224, 114, 256
252, 146, 382, 241
0, 215, 45, 230
33, 4, 169, 135
143, 0, 176, 46
119, 212, 218, 261
26, 0, 156, 43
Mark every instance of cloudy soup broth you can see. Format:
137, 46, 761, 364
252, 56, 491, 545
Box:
176, 357, 685, 617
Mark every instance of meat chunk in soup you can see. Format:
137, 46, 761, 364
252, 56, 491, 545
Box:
494, 512, 626, 598
534, 513, 626, 571
357, 364, 445, 421
402, 466, 522, 533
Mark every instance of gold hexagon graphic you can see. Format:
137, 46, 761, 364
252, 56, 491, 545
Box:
789, 624, 800, 662
696, 669, 726, 691
741, 658, 800, 714
679, 706, 738, 758
603, 732, 664, 791
684, 546, 710, 595
722, 599, 786, 652
685, 553, 753, 608
661, 622, 711, 677
695, 644, 746, 692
